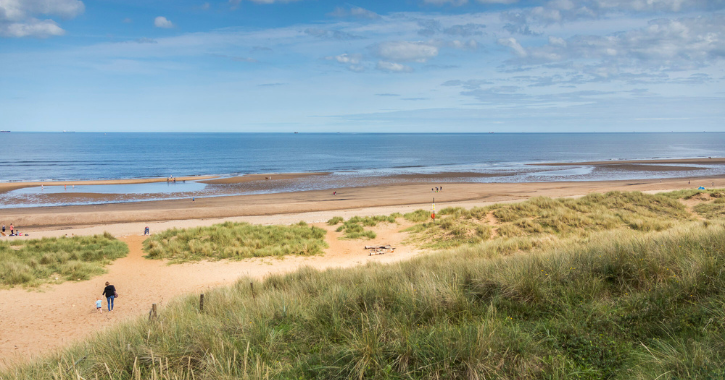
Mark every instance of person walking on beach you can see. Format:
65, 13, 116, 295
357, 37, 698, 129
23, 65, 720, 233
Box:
96, 298, 103, 314
144, 226, 150, 235
2, 224, 5, 234
10, 224, 14, 235
102, 282, 117, 311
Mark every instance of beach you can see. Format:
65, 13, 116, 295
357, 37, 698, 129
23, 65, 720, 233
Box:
0, 168, 724, 368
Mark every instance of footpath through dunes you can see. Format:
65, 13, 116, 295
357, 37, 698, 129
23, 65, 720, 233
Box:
5, 221, 725, 379
0, 221, 419, 368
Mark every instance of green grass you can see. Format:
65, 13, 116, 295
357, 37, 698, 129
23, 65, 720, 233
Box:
0, 232, 128, 288
693, 202, 725, 219
335, 214, 400, 240
327, 216, 344, 225
405, 191, 692, 249
661, 188, 725, 200
6, 222, 725, 379
143, 221, 328, 263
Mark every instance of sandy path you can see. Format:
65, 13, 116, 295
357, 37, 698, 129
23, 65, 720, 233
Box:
0, 221, 419, 368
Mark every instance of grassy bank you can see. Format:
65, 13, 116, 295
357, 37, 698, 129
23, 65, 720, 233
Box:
405, 191, 692, 249
143, 221, 327, 263
328, 214, 401, 240
0, 233, 128, 288
6, 221, 725, 379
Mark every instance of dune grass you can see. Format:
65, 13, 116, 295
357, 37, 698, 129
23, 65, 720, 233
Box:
6, 221, 725, 379
0, 232, 128, 288
405, 191, 692, 249
143, 221, 327, 263
327, 216, 344, 225
335, 214, 401, 240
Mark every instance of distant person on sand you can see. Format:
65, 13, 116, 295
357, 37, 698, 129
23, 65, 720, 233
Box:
10, 224, 14, 234
144, 226, 150, 235
440, 186, 442, 191
102, 282, 116, 311
2, 224, 5, 234
333, 191, 336, 196
96, 298, 103, 313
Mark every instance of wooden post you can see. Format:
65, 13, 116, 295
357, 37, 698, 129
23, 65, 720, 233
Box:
250, 282, 255, 299
199, 294, 204, 312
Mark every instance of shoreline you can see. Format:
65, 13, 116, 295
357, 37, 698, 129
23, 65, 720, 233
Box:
0, 175, 219, 195
1, 175, 722, 230
531, 157, 725, 166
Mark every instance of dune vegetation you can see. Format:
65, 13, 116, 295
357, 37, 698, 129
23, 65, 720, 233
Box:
0, 233, 128, 288
143, 221, 327, 263
329, 214, 401, 240
404, 191, 692, 249
5, 221, 725, 379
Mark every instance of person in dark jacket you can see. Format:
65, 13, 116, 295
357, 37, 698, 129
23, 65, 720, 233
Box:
102, 281, 117, 311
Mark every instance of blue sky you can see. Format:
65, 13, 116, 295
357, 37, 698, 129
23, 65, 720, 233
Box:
1, 0, 724, 132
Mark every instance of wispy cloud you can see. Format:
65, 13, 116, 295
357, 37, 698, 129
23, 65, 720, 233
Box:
0, 0, 84, 38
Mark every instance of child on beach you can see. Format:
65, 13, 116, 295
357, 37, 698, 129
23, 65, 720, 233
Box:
96, 298, 103, 313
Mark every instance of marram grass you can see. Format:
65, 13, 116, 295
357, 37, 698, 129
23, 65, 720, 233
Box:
405, 191, 693, 249
143, 221, 327, 263
0, 232, 128, 288
5, 221, 725, 379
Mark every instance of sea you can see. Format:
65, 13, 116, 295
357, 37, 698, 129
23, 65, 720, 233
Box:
1, 132, 724, 207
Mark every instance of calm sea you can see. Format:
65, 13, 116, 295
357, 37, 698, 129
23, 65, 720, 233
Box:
1, 133, 724, 182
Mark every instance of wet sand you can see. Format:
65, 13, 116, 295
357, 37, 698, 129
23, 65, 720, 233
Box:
200, 172, 330, 184
0, 176, 218, 195
532, 157, 725, 166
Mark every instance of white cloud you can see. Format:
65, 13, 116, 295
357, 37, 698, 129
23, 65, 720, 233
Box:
498, 37, 528, 57
329, 6, 380, 19
511, 15, 725, 67
376, 60, 414, 72
423, 0, 468, 5
0, 17, 63, 37
304, 28, 361, 40
502, 0, 723, 29
154, 16, 174, 28
374, 41, 439, 62
326, 53, 366, 72
329, 53, 362, 64
229, 0, 301, 5
0, 0, 84, 38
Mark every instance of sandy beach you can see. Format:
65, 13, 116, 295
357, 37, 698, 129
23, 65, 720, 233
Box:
1, 171, 724, 368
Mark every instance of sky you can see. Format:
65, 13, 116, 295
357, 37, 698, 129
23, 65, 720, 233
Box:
1, 0, 724, 132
